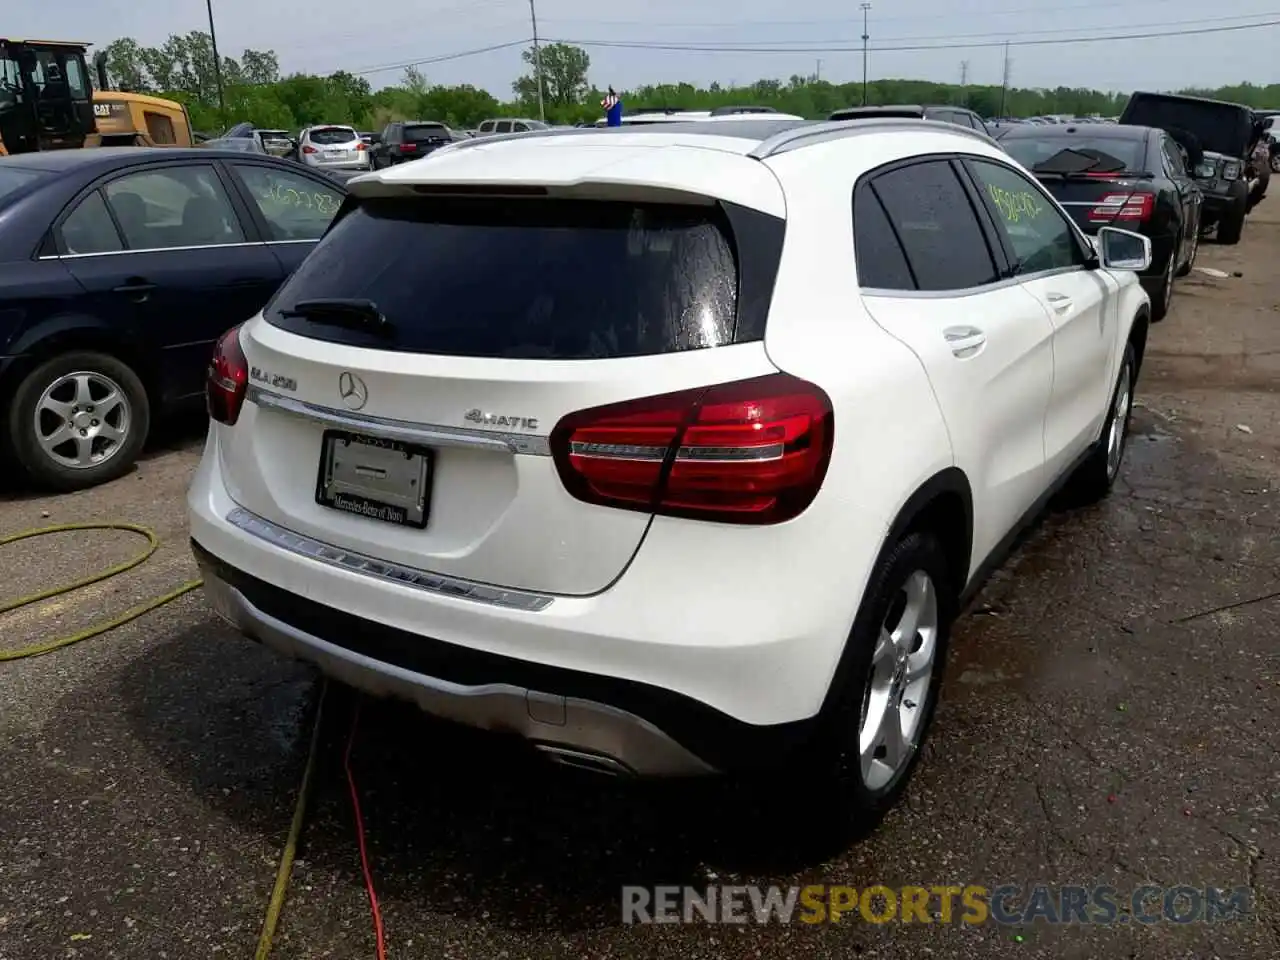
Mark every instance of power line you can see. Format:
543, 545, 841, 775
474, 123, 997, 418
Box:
537, 0, 1279, 29
546, 11, 1280, 49
549, 17, 1280, 55
347, 38, 531, 77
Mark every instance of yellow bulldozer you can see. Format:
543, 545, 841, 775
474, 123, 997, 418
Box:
0, 37, 194, 156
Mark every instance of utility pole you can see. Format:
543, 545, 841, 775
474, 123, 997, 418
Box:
998, 42, 1011, 118
528, 0, 546, 123
959, 60, 969, 107
816, 58, 822, 83
205, 0, 226, 131
860, 2, 872, 105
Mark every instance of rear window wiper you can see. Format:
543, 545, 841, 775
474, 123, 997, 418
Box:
278, 298, 394, 335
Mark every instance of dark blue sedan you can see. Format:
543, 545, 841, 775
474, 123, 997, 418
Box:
0, 147, 347, 491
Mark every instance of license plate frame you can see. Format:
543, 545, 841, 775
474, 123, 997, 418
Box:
314, 429, 433, 530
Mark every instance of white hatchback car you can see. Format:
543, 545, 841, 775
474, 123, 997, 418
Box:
190, 118, 1152, 824
299, 125, 370, 171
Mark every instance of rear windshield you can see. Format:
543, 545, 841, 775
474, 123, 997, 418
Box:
1121, 97, 1250, 157
264, 198, 739, 360
0, 166, 51, 203
1004, 135, 1147, 174
309, 127, 357, 145
403, 124, 449, 142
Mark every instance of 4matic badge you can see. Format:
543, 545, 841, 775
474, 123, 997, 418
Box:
464, 409, 539, 430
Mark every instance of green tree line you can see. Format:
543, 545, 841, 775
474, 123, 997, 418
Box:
100, 33, 1280, 134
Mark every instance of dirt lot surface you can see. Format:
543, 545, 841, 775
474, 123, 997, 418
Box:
2, 210, 1278, 959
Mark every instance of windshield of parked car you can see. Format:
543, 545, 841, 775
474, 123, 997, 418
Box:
1005, 136, 1144, 175
0, 166, 52, 204
309, 126, 357, 145
1121, 96, 1251, 157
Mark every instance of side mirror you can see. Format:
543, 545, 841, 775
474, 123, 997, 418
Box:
1097, 226, 1152, 272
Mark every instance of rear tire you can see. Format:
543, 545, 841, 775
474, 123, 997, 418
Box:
1217, 198, 1246, 244
1175, 230, 1197, 277
787, 531, 956, 839
1060, 342, 1134, 506
4, 351, 150, 492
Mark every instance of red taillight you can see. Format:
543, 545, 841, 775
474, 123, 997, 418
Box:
1088, 191, 1153, 222
207, 325, 248, 425
302, 144, 318, 154
400, 143, 417, 153
549, 374, 834, 525
356, 141, 367, 151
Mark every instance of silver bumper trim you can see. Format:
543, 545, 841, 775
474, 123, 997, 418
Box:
226, 506, 554, 612
247, 385, 551, 457
196, 562, 717, 778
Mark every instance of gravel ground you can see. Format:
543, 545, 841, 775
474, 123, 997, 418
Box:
1, 209, 1277, 960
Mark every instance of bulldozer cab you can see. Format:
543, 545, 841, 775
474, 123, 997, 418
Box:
0, 39, 96, 155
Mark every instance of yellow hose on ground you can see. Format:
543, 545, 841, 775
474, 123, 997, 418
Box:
0, 521, 323, 958
0, 522, 202, 660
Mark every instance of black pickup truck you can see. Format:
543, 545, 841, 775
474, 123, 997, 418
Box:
1119, 92, 1268, 244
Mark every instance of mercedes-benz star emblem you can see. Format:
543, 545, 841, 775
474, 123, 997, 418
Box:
338, 371, 368, 411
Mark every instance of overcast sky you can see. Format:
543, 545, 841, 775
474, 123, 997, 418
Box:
14, 0, 1280, 96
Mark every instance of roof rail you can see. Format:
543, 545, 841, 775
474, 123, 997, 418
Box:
749, 116, 998, 159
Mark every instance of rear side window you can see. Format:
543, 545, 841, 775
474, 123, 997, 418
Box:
60, 190, 123, 255
866, 160, 999, 291
853, 185, 914, 290
265, 198, 741, 360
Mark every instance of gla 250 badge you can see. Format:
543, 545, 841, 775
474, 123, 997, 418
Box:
464, 409, 539, 430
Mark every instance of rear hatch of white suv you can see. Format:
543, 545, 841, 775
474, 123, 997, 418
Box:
212, 156, 812, 597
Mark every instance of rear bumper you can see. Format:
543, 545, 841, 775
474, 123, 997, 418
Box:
187, 429, 860, 775
304, 158, 369, 170
194, 542, 751, 775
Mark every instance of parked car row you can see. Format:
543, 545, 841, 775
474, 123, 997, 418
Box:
6, 88, 1272, 494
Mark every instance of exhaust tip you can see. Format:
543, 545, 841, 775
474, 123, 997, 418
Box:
535, 744, 633, 777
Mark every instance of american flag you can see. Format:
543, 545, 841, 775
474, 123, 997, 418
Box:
601, 92, 620, 110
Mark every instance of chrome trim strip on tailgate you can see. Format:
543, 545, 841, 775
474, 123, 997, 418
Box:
226, 506, 555, 612
247, 385, 551, 456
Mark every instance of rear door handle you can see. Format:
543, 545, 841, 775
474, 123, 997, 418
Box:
943, 325, 986, 357
1046, 293, 1074, 313
112, 279, 156, 300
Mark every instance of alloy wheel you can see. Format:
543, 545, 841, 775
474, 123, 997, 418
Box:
858, 570, 939, 791
1106, 360, 1132, 480
33, 371, 133, 470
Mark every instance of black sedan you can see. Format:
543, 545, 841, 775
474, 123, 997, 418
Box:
997, 122, 1203, 321
0, 147, 347, 491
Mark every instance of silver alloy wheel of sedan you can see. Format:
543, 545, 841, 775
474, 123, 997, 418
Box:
858, 569, 939, 791
34, 370, 133, 470
1106, 357, 1133, 480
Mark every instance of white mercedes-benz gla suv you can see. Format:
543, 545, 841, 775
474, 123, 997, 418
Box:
189, 117, 1152, 824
